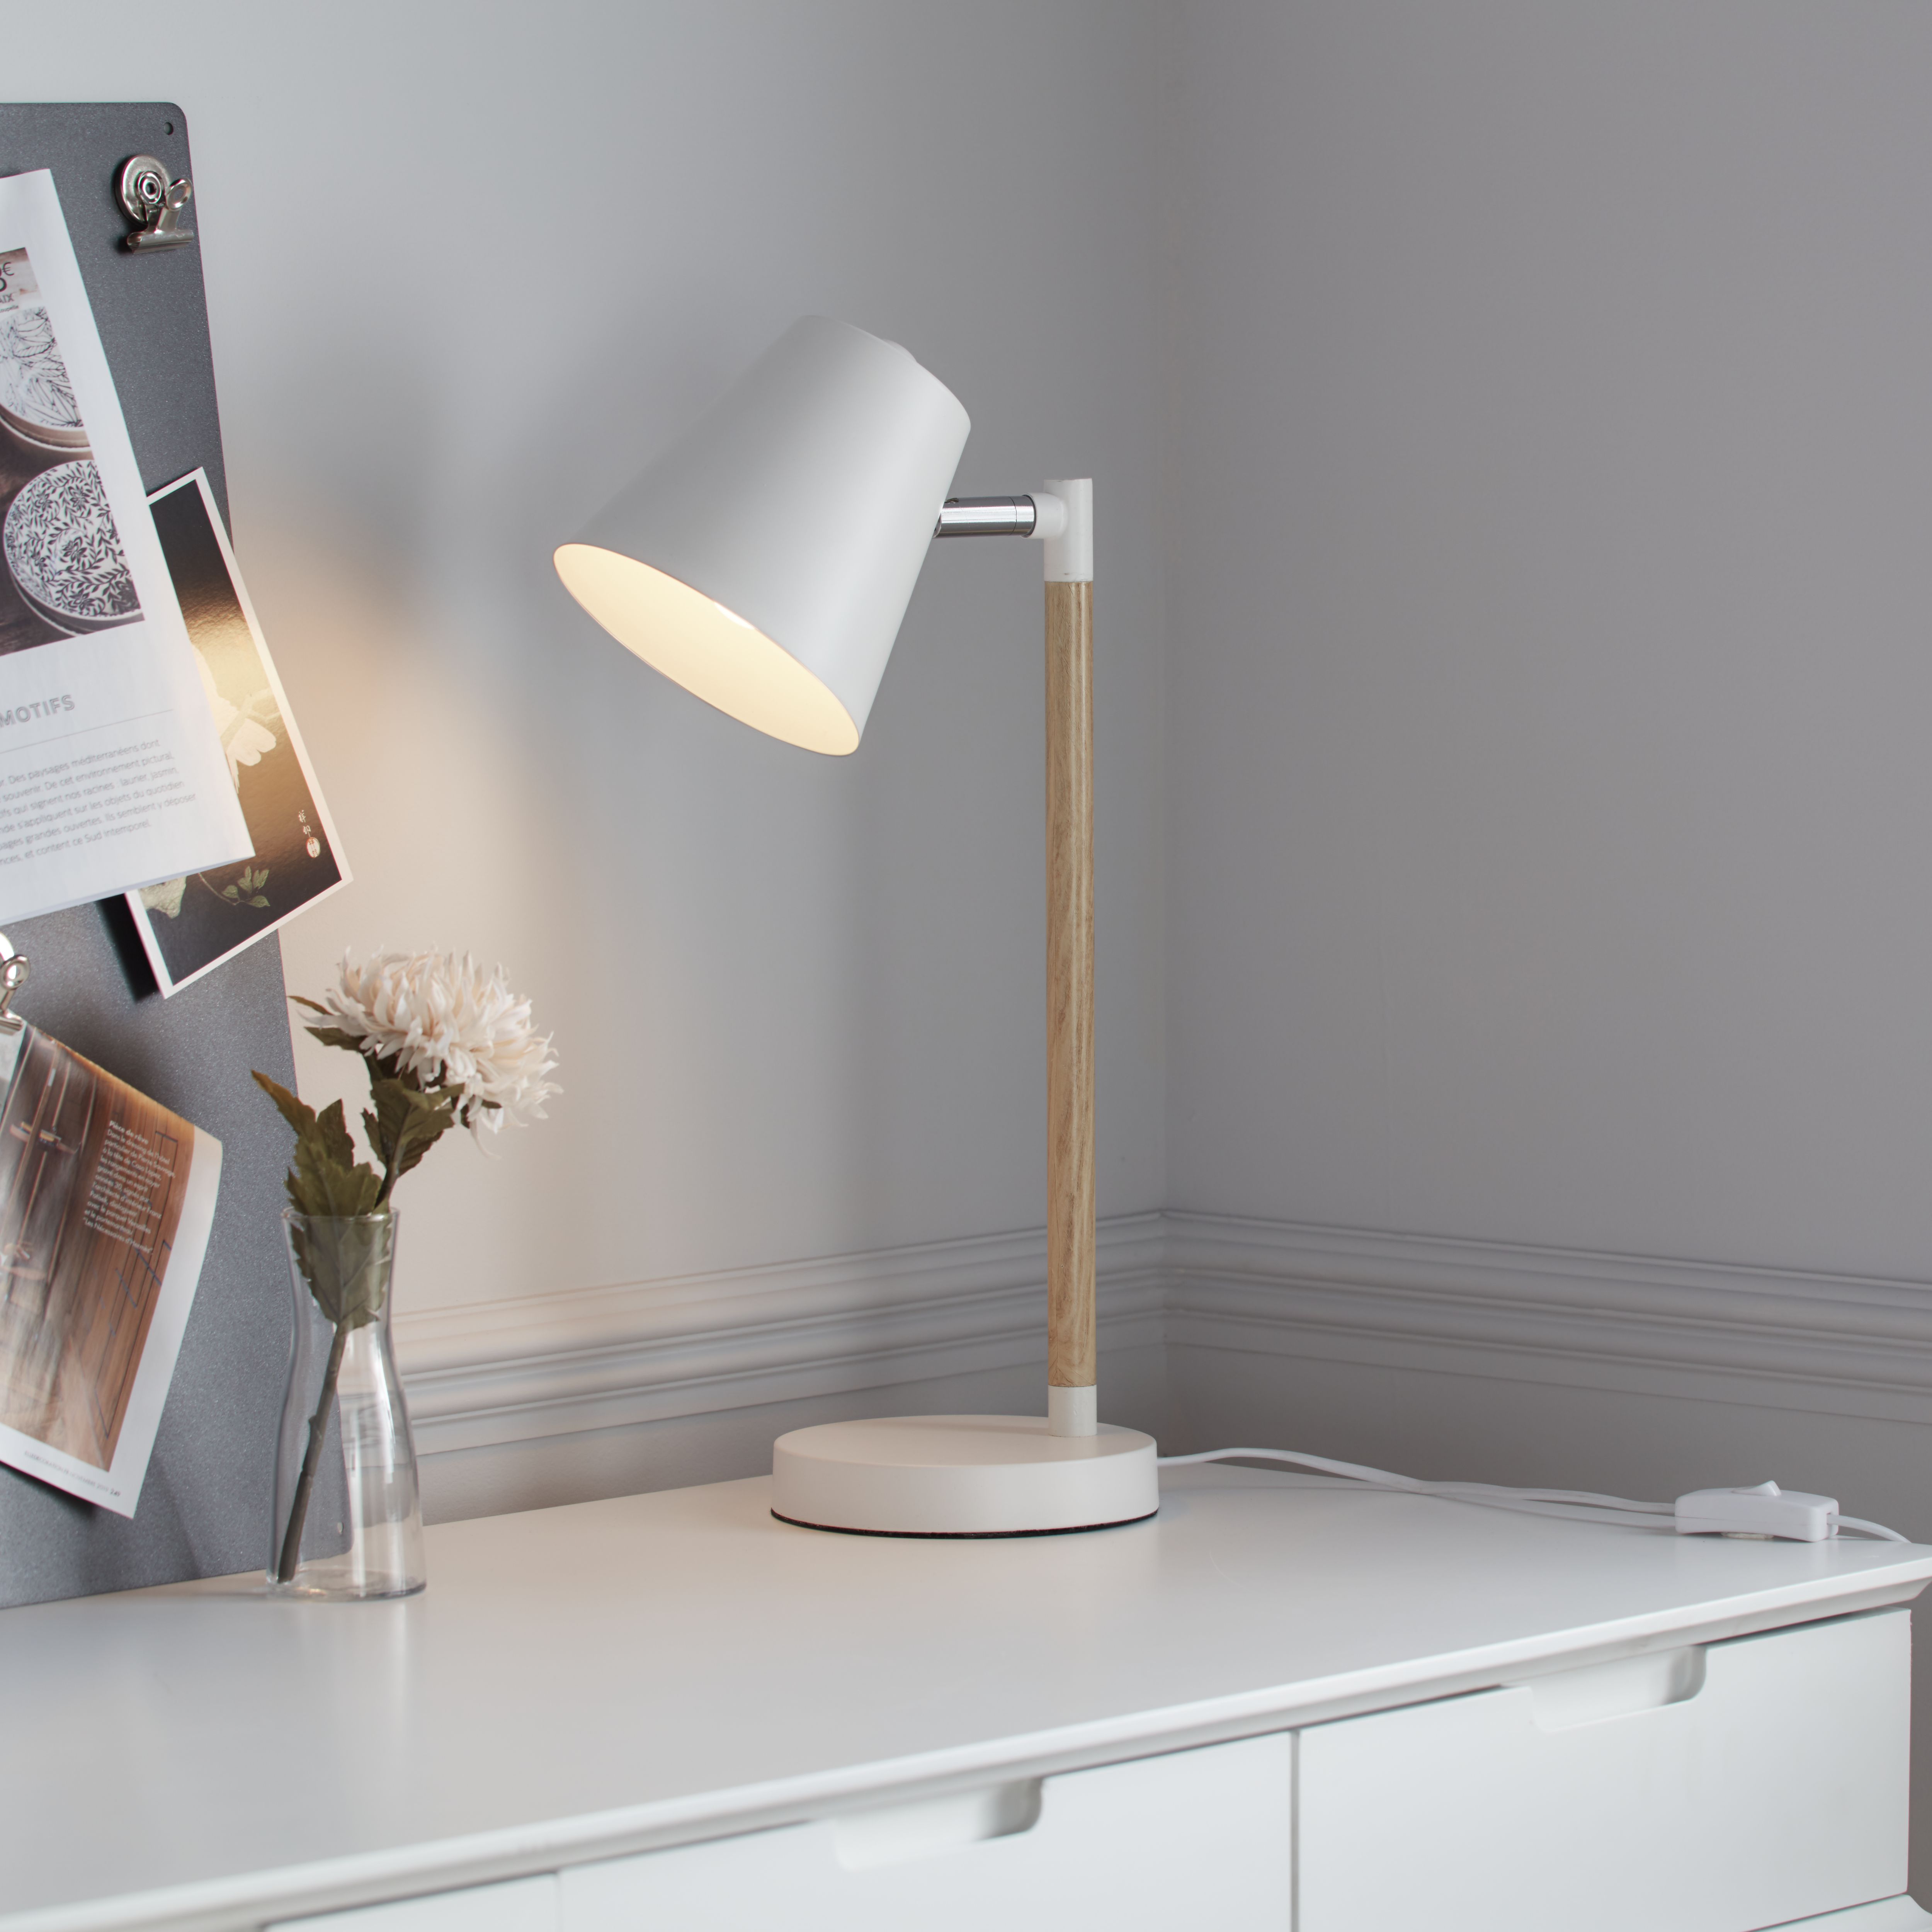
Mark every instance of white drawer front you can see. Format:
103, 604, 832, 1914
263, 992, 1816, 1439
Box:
562, 1732, 1291, 1930
1298, 1607, 1909, 1932
273, 1873, 560, 1931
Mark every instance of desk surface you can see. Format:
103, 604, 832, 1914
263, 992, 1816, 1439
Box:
5, 1467, 1929, 1932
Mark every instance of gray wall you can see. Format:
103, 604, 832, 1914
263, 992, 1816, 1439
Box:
1162, 0, 1932, 1509
1165, 0, 1932, 1273
5, 0, 1172, 1313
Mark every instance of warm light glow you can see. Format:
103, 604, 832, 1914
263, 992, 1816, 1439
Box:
554, 543, 861, 755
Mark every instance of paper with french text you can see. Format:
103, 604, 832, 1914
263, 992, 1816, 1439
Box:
0, 170, 250, 922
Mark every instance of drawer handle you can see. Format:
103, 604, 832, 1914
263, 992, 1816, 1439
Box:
831, 1780, 1044, 1870
1526, 1646, 1706, 1730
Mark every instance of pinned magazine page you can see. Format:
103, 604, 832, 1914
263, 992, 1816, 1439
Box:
0, 1016, 221, 1516
0, 170, 251, 924
129, 471, 350, 995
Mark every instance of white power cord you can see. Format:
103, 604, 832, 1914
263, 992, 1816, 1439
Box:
1157, 1447, 1909, 1544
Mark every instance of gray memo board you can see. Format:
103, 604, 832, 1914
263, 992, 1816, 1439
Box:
0, 103, 298, 1607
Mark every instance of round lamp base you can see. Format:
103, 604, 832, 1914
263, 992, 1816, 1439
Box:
770, 1414, 1160, 1538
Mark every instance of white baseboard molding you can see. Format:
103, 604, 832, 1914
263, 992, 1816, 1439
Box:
395, 1209, 1932, 1474
396, 1213, 1168, 1459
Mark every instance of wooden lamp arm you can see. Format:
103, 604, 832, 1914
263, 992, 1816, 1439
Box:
935, 480, 1097, 1438
1041, 482, 1095, 1437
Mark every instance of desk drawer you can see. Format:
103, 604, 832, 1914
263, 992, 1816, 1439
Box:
1298, 1608, 1909, 1932
562, 1732, 1291, 1930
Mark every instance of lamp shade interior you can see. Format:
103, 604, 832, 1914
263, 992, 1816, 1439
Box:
556, 316, 970, 754
553, 543, 861, 755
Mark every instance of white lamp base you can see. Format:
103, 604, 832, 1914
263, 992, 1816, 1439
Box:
771, 1415, 1160, 1538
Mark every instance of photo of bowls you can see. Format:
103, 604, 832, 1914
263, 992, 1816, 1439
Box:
3, 459, 140, 635
0, 301, 88, 458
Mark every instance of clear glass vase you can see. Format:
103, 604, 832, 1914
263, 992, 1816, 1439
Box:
270, 1209, 425, 1599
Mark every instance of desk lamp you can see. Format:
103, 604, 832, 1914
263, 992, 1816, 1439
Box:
556, 316, 1157, 1535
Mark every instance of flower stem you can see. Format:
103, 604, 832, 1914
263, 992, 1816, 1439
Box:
276, 1317, 351, 1585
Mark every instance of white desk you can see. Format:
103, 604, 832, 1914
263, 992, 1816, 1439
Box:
3, 1467, 1930, 1932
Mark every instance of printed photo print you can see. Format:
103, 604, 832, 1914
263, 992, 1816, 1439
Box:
0, 247, 139, 653
129, 471, 349, 995
0, 1029, 196, 1471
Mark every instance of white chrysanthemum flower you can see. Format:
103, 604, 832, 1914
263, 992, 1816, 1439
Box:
317, 950, 560, 1139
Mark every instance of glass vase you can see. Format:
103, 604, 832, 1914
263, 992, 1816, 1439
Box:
270, 1208, 425, 1599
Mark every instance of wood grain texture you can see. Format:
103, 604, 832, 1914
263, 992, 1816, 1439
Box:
1046, 580, 1096, 1391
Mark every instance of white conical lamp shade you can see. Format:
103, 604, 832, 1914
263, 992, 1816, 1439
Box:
555, 316, 970, 755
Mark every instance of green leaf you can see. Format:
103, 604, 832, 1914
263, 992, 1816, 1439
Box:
284, 1145, 383, 1223
290, 995, 329, 1015
253, 1070, 317, 1139
256, 1073, 386, 1289
312, 1098, 360, 1172
303, 1024, 370, 1054
223, 884, 238, 898
248, 895, 269, 908
285, 1124, 382, 1227
287, 1209, 391, 1330
367, 1077, 461, 1193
